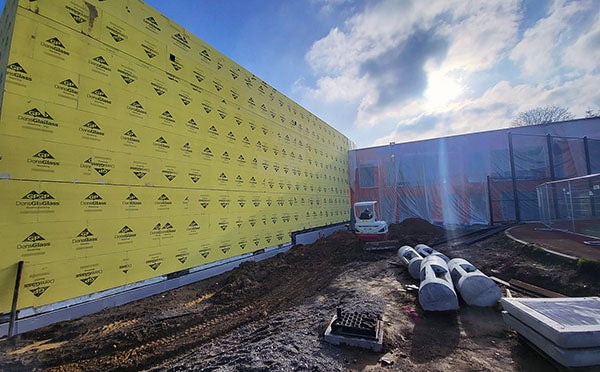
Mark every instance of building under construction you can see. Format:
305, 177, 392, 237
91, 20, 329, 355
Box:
1, 0, 599, 338
349, 119, 600, 226
0, 0, 352, 335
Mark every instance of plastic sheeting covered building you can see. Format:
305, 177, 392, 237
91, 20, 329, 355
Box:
349, 118, 600, 226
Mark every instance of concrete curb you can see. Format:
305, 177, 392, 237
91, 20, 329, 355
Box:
504, 227, 578, 261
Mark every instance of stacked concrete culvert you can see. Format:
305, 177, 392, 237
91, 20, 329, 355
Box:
398, 243, 500, 311
418, 254, 459, 311
415, 243, 450, 262
448, 258, 501, 307
397, 245, 423, 280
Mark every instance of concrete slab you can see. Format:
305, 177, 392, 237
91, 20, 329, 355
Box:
503, 312, 600, 367
500, 297, 600, 349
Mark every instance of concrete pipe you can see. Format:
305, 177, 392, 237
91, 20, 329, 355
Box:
448, 258, 501, 307
415, 244, 450, 263
418, 255, 459, 311
398, 245, 423, 280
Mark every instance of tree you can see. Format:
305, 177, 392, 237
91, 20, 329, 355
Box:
585, 108, 600, 118
511, 105, 575, 127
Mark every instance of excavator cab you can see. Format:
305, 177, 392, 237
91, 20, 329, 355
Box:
353, 201, 389, 241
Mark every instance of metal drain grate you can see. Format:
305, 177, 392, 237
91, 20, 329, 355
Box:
330, 308, 380, 340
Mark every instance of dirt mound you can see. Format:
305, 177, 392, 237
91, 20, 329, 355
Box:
212, 229, 369, 307
388, 218, 446, 245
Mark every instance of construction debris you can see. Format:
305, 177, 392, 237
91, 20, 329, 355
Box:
508, 279, 566, 298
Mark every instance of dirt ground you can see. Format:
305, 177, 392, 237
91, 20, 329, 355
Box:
508, 223, 600, 261
1, 218, 599, 371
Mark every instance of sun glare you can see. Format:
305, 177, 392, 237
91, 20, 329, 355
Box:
424, 71, 463, 109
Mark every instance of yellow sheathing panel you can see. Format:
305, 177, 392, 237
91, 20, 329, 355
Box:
0, 0, 351, 312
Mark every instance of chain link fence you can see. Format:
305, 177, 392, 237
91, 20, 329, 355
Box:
537, 173, 600, 239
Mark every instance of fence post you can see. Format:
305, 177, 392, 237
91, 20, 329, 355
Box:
508, 132, 521, 222
546, 134, 562, 219
546, 134, 556, 180
487, 175, 494, 225
582, 137, 596, 217
568, 181, 575, 233
9, 261, 24, 338
583, 136, 592, 175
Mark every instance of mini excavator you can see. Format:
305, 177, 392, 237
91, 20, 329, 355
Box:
352, 201, 397, 250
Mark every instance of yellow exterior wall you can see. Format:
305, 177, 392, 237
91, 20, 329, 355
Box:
0, 0, 352, 312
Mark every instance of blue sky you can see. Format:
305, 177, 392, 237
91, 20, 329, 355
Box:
3, 0, 600, 148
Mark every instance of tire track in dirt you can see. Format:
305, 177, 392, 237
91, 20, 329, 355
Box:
41, 231, 370, 370
47, 303, 262, 371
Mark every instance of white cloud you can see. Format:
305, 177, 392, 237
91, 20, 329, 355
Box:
562, 11, 600, 72
297, 74, 372, 103
311, 0, 354, 15
302, 0, 521, 117
436, 1, 520, 72
296, 0, 600, 148
510, 0, 596, 78
306, 1, 420, 76
468, 74, 600, 120
371, 72, 600, 147
307, 0, 520, 76
545, 73, 600, 114
306, 27, 354, 74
